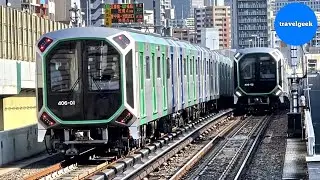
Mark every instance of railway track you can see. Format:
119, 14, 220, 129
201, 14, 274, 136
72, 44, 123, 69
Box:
23, 109, 233, 180
172, 114, 272, 180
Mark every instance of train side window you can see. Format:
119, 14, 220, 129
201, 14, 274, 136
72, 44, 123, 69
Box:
157, 57, 161, 78
162, 54, 165, 84
190, 58, 193, 75
200, 58, 203, 75
125, 50, 134, 108
167, 57, 171, 79
184, 58, 186, 75
178, 58, 180, 76
146, 56, 150, 79
204, 58, 207, 75
196, 58, 198, 75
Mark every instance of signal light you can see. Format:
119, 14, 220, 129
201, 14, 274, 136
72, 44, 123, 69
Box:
40, 112, 56, 126
116, 110, 133, 125
38, 37, 53, 52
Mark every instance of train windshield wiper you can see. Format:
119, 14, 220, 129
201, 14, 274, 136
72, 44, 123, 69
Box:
66, 77, 81, 97
89, 75, 102, 91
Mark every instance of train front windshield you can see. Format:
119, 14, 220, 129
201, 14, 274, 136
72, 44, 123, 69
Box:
239, 53, 277, 93
46, 40, 122, 121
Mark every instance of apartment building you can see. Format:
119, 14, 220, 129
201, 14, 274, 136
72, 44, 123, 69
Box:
231, 0, 271, 49
195, 5, 231, 49
173, 28, 196, 42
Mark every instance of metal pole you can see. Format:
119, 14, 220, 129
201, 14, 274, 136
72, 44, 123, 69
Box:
86, 0, 89, 26
291, 45, 299, 113
213, 39, 215, 50
254, 36, 257, 47
89, 1, 92, 26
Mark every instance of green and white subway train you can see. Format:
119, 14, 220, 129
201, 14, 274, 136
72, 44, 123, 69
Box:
36, 27, 234, 155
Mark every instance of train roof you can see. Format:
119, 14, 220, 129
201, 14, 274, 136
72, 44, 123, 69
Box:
38, 27, 234, 63
38, 27, 122, 42
236, 47, 280, 54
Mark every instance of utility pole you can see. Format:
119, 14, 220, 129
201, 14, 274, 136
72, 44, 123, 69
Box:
287, 45, 303, 138
290, 46, 299, 113
69, 2, 81, 27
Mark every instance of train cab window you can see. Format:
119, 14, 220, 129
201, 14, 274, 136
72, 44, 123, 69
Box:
240, 56, 256, 80
86, 41, 120, 91
259, 56, 276, 80
48, 41, 79, 92
146, 56, 150, 79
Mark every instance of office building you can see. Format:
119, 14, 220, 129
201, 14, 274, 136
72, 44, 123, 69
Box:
195, 6, 231, 48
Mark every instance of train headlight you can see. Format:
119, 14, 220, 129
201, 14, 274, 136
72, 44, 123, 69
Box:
275, 89, 282, 96
235, 91, 242, 97
234, 52, 242, 59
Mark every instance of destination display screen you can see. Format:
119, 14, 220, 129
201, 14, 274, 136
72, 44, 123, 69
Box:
105, 3, 144, 25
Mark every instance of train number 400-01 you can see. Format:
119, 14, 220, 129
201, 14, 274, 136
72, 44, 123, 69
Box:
58, 101, 76, 106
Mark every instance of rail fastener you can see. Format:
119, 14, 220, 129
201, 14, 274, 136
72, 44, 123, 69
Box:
169, 119, 240, 180
88, 109, 234, 180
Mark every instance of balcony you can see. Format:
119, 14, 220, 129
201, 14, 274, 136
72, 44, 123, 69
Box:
238, 11, 267, 16
238, 33, 268, 38
93, 19, 104, 26
239, 26, 268, 30
91, 8, 104, 21
238, 19, 268, 23
238, 4, 267, 8
91, 0, 104, 10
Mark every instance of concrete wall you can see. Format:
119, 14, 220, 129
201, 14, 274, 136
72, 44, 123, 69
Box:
0, 124, 45, 165
3, 94, 37, 131
0, 61, 37, 130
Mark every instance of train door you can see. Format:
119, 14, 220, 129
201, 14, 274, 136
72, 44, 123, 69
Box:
83, 40, 122, 120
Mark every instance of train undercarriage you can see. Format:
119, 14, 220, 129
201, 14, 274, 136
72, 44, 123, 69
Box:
234, 95, 290, 115
44, 99, 229, 156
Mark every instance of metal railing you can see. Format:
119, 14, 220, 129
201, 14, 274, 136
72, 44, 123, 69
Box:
305, 109, 315, 156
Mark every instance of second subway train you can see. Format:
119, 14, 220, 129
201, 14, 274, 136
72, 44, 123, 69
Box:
233, 47, 291, 113
36, 27, 234, 155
